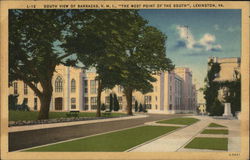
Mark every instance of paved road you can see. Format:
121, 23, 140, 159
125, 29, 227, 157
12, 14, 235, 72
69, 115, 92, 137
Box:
9, 114, 186, 151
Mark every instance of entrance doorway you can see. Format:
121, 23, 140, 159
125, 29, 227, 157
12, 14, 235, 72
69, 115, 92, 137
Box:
55, 97, 63, 110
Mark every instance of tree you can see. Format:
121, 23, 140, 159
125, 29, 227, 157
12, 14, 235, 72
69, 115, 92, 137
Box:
9, 10, 79, 119
203, 59, 241, 116
134, 100, 138, 112
119, 26, 174, 115
203, 59, 221, 113
113, 94, 120, 111
65, 10, 174, 116
65, 10, 136, 117
109, 93, 113, 112
9, 94, 18, 110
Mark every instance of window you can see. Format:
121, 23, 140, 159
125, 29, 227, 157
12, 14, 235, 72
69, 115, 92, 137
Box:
34, 98, 38, 110
169, 104, 172, 110
84, 80, 88, 86
83, 80, 88, 93
105, 96, 110, 105
55, 76, 63, 92
90, 97, 97, 109
155, 96, 157, 101
23, 98, 28, 105
71, 79, 76, 93
14, 82, 18, 94
71, 98, 76, 109
144, 96, 152, 109
84, 97, 88, 110
118, 97, 122, 105
24, 83, 28, 95
84, 88, 87, 94
132, 96, 135, 103
90, 80, 97, 94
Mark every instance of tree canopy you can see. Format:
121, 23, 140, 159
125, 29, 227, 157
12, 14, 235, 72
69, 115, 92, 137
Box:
9, 10, 79, 119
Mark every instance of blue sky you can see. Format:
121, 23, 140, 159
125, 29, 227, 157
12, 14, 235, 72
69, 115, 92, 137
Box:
139, 9, 241, 97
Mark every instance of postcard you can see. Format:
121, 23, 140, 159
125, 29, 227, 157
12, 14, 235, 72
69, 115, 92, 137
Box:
0, 1, 249, 160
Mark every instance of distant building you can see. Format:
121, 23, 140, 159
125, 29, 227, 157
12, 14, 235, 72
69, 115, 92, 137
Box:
175, 68, 196, 112
208, 57, 241, 82
9, 65, 197, 114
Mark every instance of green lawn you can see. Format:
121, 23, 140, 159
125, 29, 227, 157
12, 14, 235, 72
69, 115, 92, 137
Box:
201, 129, 228, 135
9, 111, 125, 121
156, 117, 199, 125
185, 137, 228, 150
208, 123, 226, 128
25, 126, 180, 152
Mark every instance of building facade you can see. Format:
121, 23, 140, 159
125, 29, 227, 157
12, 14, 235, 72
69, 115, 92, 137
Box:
208, 57, 241, 82
9, 65, 197, 114
175, 67, 195, 112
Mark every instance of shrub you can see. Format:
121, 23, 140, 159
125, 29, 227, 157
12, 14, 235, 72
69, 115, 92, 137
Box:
101, 103, 106, 111
143, 104, 147, 113
113, 94, 120, 111
109, 93, 113, 112
134, 100, 138, 112
139, 103, 143, 112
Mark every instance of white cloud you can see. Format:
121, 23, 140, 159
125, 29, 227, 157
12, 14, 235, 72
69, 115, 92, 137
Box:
175, 25, 222, 52
213, 24, 219, 31
176, 25, 195, 49
199, 33, 216, 45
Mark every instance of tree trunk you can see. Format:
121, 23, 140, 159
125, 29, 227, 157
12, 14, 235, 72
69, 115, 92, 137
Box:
38, 80, 53, 120
124, 87, 133, 115
38, 94, 52, 120
96, 79, 102, 117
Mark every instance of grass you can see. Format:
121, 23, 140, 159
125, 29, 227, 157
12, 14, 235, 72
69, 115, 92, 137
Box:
185, 137, 228, 150
201, 129, 228, 135
208, 123, 226, 128
9, 110, 126, 121
156, 117, 199, 125
25, 126, 180, 152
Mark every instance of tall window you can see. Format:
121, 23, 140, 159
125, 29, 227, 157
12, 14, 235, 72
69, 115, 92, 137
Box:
71, 98, 76, 109
105, 96, 110, 105
55, 76, 63, 92
118, 96, 122, 105
90, 80, 97, 94
84, 97, 89, 110
84, 80, 88, 93
34, 98, 37, 110
71, 79, 76, 93
24, 83, 28, 95
13, 82, 18, 94
90, 97, 97, 109
144, 96, 152, 109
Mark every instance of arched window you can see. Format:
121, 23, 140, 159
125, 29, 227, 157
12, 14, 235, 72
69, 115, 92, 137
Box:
71, 79, 76, 93
55, 76, 63, 92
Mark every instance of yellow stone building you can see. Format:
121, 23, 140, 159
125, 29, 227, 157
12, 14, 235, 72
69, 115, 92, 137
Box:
9, 65, 197, 114
208, 57, 241, 81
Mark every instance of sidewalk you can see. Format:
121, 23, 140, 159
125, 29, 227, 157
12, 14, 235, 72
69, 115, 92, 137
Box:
9, 114, 148, 133
129, 116, 240, 152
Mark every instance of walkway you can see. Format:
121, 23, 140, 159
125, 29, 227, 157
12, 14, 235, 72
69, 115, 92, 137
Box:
130, 116, 240, 152
9, 114, 185, 152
